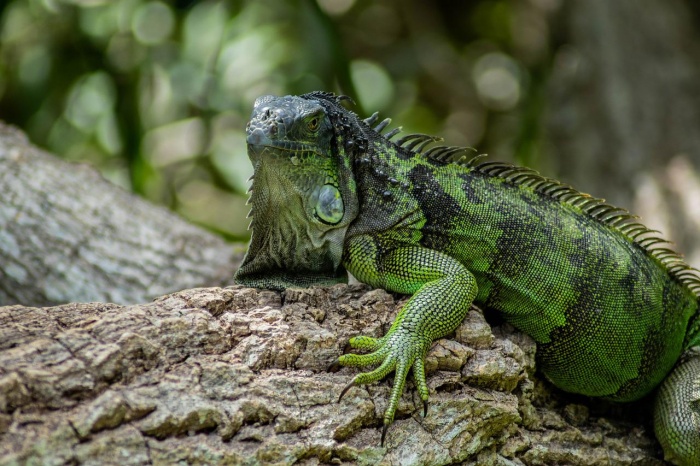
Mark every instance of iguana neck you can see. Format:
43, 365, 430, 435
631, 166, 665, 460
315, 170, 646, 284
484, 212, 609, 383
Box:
235, 161, 351, 290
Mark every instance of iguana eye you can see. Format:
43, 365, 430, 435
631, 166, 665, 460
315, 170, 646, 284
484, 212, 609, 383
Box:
307, 117, 320, 132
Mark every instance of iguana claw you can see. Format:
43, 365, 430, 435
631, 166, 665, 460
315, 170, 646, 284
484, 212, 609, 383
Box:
338, 379, 356, 402
327, 360, 341, 372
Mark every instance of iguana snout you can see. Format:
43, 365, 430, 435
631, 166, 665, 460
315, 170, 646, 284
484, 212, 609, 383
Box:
246, 97, 288, 147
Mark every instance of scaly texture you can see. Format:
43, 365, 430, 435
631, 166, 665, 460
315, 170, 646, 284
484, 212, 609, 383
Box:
235, 92, 700, 464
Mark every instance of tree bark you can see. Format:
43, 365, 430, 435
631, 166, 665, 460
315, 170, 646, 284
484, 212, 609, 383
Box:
0, 123, 243, 307
547, 0, 700, 262
0, 286, 662, 465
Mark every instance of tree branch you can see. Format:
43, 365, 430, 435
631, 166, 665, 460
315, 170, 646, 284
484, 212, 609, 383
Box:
0, 286, 660, 465
0, 122, 242, 306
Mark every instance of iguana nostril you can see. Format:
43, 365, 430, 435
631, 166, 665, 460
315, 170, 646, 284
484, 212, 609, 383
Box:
260, 108, 272, 121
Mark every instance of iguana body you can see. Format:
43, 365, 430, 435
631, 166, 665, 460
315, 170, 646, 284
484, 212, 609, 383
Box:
235, 92, 700, 464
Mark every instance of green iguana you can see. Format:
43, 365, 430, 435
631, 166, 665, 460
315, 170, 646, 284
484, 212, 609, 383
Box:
234, 92, 700, 465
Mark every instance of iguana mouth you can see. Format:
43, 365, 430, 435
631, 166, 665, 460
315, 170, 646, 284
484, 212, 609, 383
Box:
247, 132, 321, 155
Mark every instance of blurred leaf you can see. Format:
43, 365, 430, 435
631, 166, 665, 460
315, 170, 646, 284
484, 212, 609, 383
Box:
0, 0, 553, 239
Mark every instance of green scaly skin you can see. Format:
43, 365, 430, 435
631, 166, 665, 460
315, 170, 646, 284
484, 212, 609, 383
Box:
235, 92, 700, 463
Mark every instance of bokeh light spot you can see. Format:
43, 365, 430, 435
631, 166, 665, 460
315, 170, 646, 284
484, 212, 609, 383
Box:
132, 2, 174, 45
350, 59, 394, 112
316, 0, 356, 16
473, 52, 522, 111
143, 118, 205, 167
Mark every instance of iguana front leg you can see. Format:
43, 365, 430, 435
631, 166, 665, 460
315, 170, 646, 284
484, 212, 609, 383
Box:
338, 234, 477, 444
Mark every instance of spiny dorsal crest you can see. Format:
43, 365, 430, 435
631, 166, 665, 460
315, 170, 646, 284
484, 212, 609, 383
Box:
366, 106, 700, 296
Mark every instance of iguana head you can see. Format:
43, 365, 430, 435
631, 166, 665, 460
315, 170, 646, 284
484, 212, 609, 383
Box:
234, 93, 361, 290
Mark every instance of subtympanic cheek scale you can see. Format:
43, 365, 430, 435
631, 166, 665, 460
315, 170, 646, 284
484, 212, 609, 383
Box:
315, 184, 344, 225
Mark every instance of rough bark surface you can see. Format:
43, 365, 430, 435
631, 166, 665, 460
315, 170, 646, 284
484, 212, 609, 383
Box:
0, 286, 663, 465
0, 122, 243, 307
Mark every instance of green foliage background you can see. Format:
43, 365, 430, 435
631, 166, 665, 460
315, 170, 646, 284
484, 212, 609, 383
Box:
0, 0, 554, 240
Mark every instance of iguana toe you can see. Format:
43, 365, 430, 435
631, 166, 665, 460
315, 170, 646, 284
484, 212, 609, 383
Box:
412, 357, 430, 415
348, 335, 383, 351
337, 346, 389, 367
337, 329, 432, 445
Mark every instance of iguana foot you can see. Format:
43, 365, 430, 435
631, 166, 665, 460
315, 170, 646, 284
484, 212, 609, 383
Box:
336, 328, 432, 446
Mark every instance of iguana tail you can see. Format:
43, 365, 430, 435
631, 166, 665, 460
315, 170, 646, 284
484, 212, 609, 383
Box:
654, 355, 700, 465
